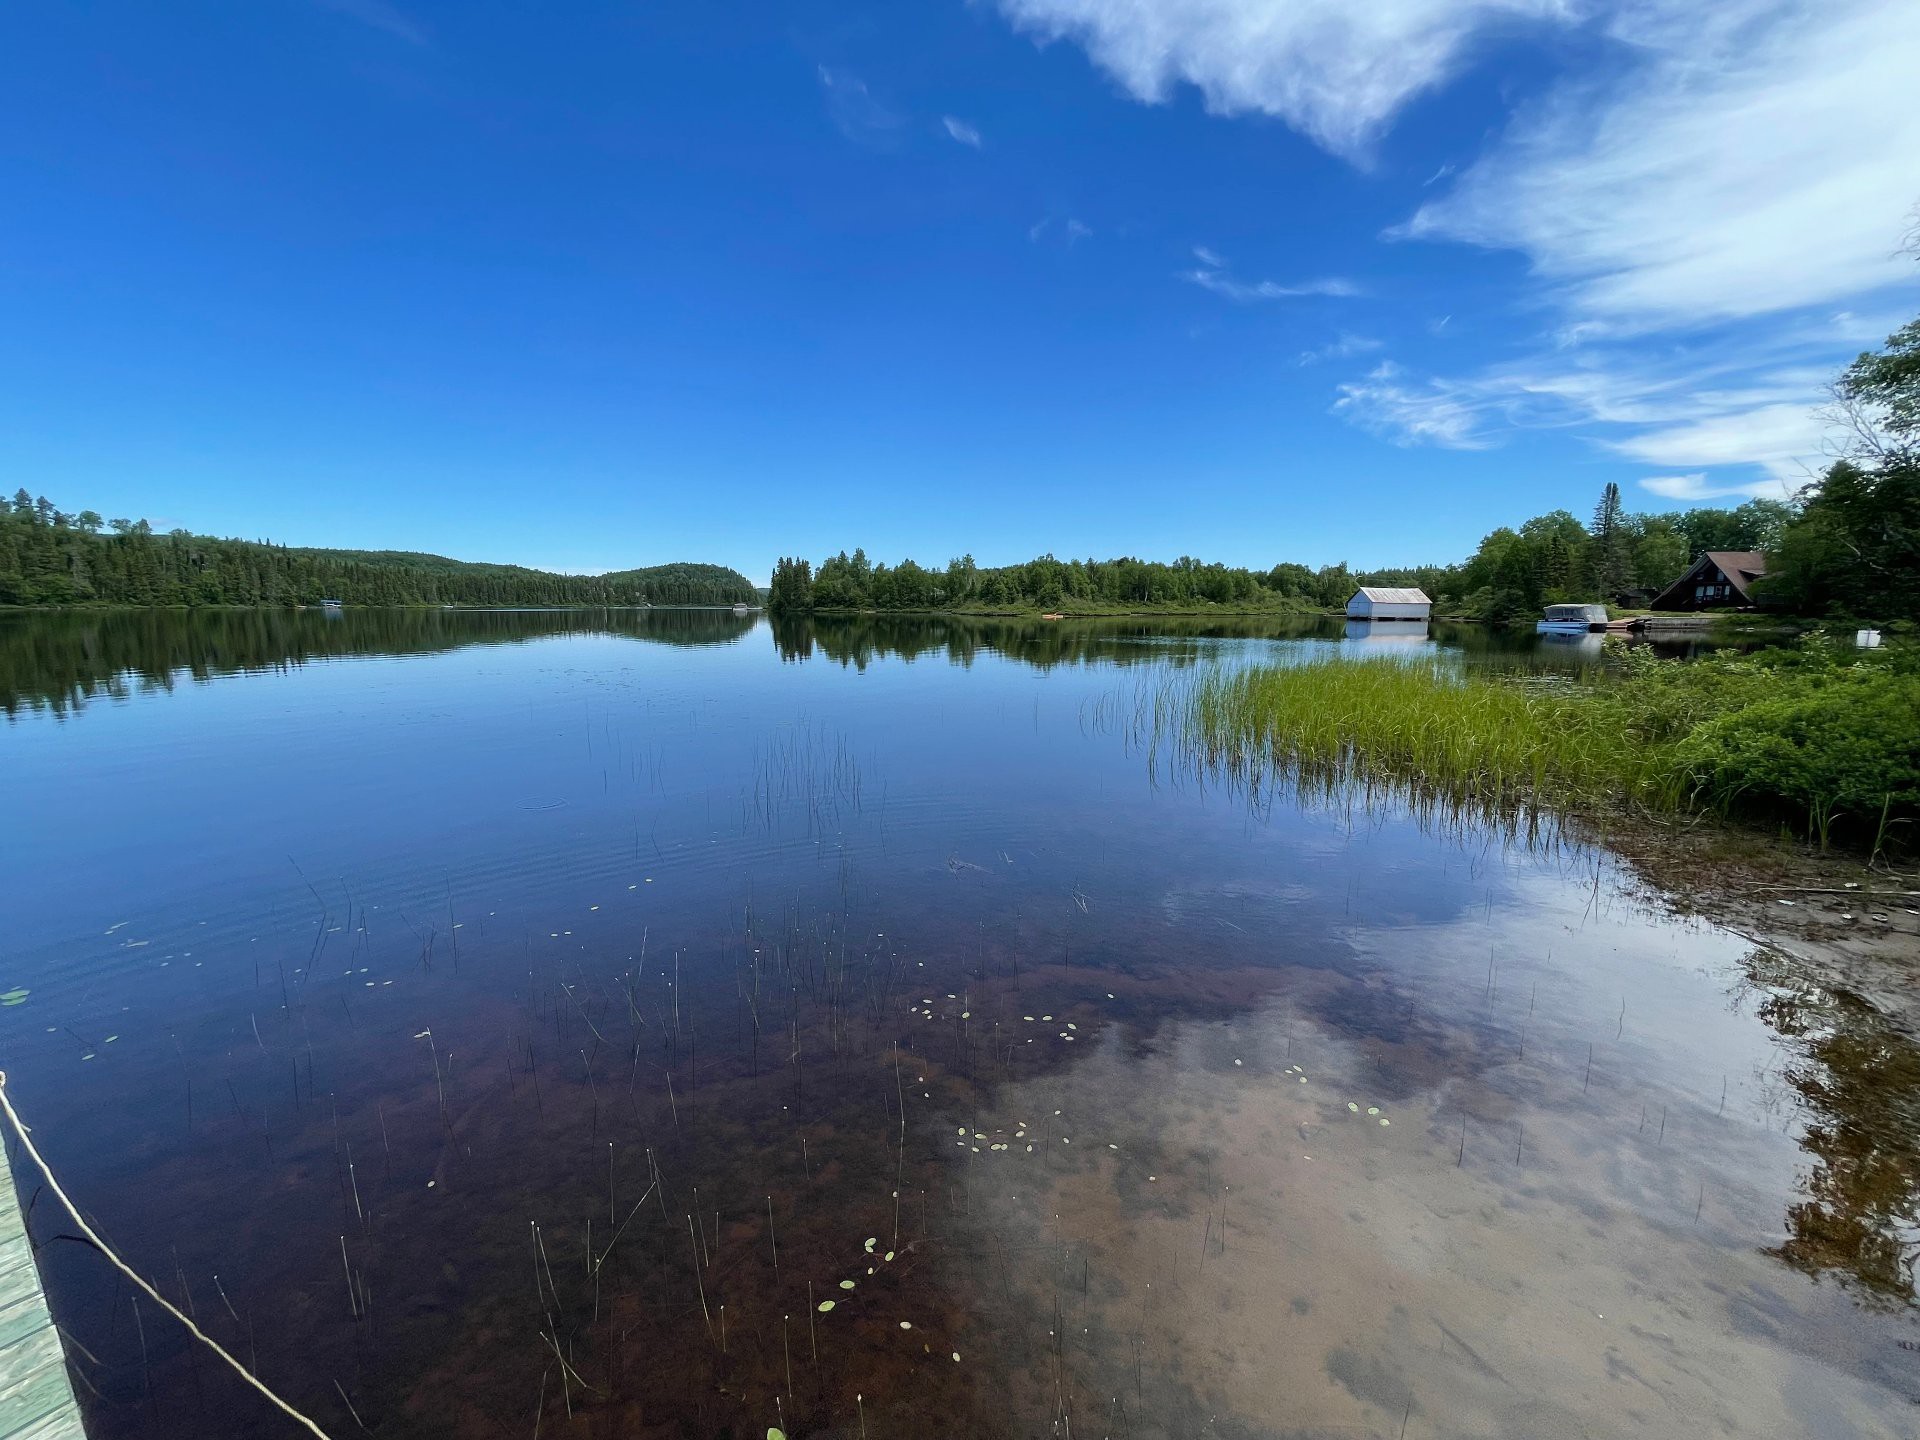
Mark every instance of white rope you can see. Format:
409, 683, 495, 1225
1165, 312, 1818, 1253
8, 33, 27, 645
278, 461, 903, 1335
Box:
0, 1071, 338, 1439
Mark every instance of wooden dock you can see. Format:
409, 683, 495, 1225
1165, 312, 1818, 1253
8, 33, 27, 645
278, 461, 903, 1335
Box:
0, 1141, 85, 1439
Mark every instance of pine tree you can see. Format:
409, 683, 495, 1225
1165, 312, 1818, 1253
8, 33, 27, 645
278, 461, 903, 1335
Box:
1590, 482, 1630, 600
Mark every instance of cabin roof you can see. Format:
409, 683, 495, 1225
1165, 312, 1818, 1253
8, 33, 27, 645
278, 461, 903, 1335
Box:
1352, 587, 1431, 605
1704, 551, 1768, 588
1651, 551, 1768, 608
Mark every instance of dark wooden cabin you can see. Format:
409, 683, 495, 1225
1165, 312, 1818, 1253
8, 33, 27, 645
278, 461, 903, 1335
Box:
1649, 551, 1768, 611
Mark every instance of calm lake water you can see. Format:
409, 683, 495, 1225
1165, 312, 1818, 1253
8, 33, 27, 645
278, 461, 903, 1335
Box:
3, 608, 1915, 1438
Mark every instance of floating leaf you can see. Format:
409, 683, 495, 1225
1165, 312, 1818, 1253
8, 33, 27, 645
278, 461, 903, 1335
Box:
1347, 1102, 1359, 1113
1366, 1107, 1380, 1116
1379, 1118, 1390, 1126
840, 1280, 855, 1290
864, 1237, 877, 1252
898, 1321, 912, 1329
770, 1429, 787, 1440
0, 988, 29, 1006
817, 1300, 835, 1312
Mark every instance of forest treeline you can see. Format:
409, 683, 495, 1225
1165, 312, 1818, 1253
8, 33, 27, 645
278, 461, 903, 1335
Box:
770, 309, 1920, 624
0, 499, 759, 608
765, 497, 1789, 622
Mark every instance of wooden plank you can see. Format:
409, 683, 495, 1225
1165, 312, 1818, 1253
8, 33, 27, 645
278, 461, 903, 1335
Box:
0, 1144, 84, 1439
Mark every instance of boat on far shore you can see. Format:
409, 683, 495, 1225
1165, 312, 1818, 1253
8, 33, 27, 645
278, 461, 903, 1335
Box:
1536, 603, 1614, 634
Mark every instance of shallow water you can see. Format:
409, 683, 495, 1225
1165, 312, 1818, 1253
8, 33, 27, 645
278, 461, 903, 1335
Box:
1, 608, 1913, 1438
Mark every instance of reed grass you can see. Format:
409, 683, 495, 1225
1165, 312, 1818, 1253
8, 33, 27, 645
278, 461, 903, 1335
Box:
1169, 654, 1684, 830
1148, 642, 1919, 849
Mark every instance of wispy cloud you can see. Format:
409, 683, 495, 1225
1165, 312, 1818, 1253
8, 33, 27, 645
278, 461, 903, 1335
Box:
1183, 248, 1359, 303
1637, 472, 1794, 502
1350, 1, 1917, 502
817, 66, 906, 149
1186, 270, 1359, 302
993, 0, 1569, 163
1297, 333, 1384, 365
1402, 1, 1920, 329
313, 0, 427, 45
941, 115, 983, 148
1329, 335, 1847, 491
1030, 216, 1093, 247
992, 0, 1918, 507
1605, 403, 1825, 486
1333, 363, 1500, 450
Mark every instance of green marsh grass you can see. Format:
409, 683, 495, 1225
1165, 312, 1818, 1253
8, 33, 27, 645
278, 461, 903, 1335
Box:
1164, 654, 1682, 835
1146, 641, 1919, 850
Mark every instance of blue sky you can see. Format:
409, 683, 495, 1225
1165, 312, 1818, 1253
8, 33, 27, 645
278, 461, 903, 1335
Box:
4, 1, 1916, 580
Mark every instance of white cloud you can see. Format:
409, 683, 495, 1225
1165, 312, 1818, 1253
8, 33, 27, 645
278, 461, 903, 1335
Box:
1403, 0, 1920, 328
1183, 248, 1359, 302
1030, 216, 1094, 247
990, 1, 1918, 495
1606, 402, 1825, 484
1298, 333, 1385, 365
1185, 269, 1359, 302
818, 67, 905, 148
942, 115, 983, 148
1329, 341, 1844, 490
993, 0, 1573, 162
1637, 472, 1792, 502
1333, 362, 1499, 449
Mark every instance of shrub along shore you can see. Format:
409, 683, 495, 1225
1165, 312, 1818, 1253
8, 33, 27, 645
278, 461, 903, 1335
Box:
1169, 636, 1920, 859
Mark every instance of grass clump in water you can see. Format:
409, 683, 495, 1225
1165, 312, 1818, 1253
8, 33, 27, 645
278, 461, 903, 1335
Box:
1169, 636, 1920, 853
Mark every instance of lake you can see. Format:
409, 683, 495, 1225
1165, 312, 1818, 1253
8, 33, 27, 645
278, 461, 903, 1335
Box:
2, 607, 1915, 1438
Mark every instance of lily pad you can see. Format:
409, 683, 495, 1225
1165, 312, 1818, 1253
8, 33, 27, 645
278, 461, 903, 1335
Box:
839, 1280, 855, 1290
817, 1300, 835, 1312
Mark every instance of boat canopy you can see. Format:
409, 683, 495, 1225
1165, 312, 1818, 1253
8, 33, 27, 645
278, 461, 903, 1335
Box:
1542, 603, 1609, 622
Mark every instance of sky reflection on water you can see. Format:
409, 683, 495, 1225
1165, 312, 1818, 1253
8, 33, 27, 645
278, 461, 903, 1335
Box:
1, 610, 1912, 1438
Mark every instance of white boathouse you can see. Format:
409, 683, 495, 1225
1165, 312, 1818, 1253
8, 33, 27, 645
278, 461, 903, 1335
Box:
1345, 587, 1431, 621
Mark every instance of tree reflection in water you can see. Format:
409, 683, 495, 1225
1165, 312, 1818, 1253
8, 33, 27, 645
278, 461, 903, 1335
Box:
1744, 949, 1920, 1306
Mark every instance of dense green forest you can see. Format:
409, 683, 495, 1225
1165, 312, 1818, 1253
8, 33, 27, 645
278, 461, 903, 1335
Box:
765, 497, 1791, 621
0, 499, 758, 608
772, 308, 1920, 624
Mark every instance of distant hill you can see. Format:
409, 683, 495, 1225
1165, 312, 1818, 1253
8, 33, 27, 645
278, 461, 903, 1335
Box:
600, 562, 765, 606
0, 494, 760, 607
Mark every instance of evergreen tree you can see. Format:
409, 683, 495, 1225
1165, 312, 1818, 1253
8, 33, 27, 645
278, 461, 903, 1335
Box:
1589, 482, 1630, 598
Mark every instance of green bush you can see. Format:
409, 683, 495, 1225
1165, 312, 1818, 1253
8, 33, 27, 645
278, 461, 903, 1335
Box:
1673, 670, 1920, 846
